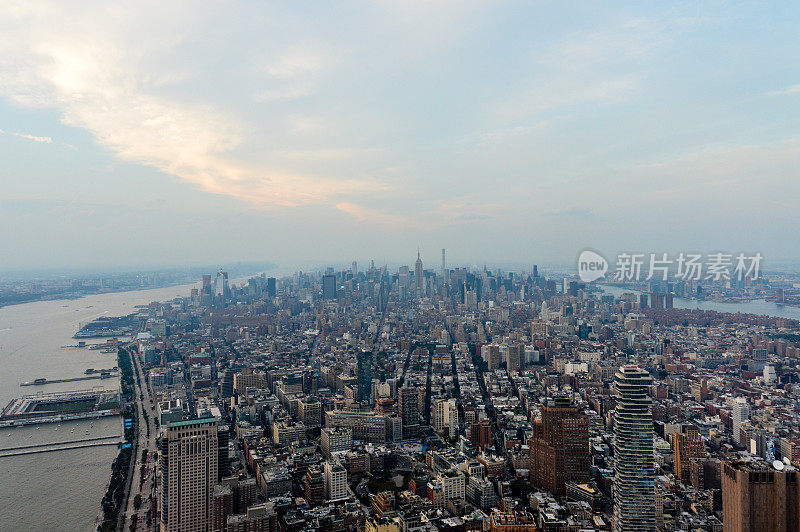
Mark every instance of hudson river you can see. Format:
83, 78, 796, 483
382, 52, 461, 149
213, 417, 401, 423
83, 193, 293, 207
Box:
0, 282, 199, 531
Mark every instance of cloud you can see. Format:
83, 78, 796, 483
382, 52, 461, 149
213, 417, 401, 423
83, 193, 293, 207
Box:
335, 202, 416, 229
0, 0, 793, 245
767, 84, 800, 96
14, 132, 52, 143
608, 137, 800, 208
255, 43, 342, 102
489, 15, 691, 124
545, 206, 594, 218
0, 1, 380, 208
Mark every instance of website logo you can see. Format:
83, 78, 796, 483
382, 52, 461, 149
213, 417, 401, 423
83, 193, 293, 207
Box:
577, 250, 608, 282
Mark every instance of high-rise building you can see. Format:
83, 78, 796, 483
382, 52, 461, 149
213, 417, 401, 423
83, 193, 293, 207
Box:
304, 466, 325, 507
506, 344, 521, 373
322, 274, 337, 300
432, 398, 457, 439
441, 248, 447, 284
159, 417, 219, 532
612, 365, 655, 532
482, 344, 501, 371
324, 458, 348, 501
352, 261, 358, 278
399, 386, 420, 439
466, 475, 496, 511
649, 292, 664, 309
722, 460, 800, 532
221, 369, 235, 398
528, 396, 589, 496
356, 351, 373, 404
469, 419, 493, 450
415, 249, 424, 296
218, 425, 230, 481
266, 277, 276, 298
215, 270, 229, 298
297, 396, 321, 428
732, 397, 750, 445
321, 427, 352, 458
672, 425, 706, 483
212, 484, 233, 532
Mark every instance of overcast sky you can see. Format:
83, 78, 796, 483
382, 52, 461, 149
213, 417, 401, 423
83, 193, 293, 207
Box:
1, 1, 799, 272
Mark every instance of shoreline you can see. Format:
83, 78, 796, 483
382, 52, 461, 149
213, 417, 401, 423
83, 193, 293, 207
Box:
0, 267, 277, 311
596, 283, 800, 320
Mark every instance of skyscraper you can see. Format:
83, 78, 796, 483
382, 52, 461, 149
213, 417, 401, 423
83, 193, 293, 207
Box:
506, 344, 522, 373
399, 386, 420, 439
612, 365, 655, 532
441, 248, 446, 284
482, 343, 501, 371
356, 351, 372, 404
433, 397, 457, 439
722, 460, 800, 532
528, 396, 590, 496
160, 417, 219, 532
215, 270, 228, 297
732, 397, 750, 445
415, 249, 423, 296
322, 274, 337, 300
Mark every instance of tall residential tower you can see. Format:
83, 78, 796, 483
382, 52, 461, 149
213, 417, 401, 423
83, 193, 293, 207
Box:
612, 365, 655, 532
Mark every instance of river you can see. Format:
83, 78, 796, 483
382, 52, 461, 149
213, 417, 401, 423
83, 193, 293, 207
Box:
597, 284, 800, 321
0, 281, 202, 531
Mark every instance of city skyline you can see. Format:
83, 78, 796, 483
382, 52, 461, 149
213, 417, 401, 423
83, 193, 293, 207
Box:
2, 1, 800, 270
4, 2, 800, 531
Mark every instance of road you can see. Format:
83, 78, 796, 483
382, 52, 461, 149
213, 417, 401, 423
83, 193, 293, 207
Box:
119, 347, 158, 531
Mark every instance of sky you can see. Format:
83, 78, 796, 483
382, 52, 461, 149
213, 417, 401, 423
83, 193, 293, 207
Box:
0, 1, 799, 272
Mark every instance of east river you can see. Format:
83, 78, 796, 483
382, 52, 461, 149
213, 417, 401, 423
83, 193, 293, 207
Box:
597, 284, 800, 321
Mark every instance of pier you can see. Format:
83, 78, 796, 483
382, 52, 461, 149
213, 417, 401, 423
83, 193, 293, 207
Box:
0, 437, 124, 457
0, 389, 121, 427
20, 373, 118, 386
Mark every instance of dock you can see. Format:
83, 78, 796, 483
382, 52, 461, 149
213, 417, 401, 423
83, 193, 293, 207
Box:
0, 389, 120, 427
21, 373, 118, 386
0, 437, 124, 457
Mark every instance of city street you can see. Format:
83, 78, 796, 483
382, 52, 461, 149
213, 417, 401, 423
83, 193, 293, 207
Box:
120, 347, 159, 531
